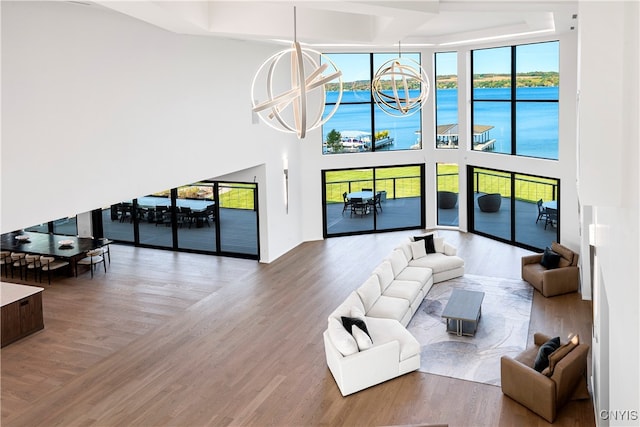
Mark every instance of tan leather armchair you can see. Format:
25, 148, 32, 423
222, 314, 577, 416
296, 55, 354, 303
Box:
501, 333, 590, 423
522, 242, 579, 297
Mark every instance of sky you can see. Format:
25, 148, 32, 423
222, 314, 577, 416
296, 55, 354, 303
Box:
324, 42, 559, 82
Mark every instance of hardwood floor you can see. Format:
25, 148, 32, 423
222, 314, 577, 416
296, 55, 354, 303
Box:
1, 230, 594, 426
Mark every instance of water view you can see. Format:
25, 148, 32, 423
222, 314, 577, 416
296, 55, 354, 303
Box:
323, 87, 558, 160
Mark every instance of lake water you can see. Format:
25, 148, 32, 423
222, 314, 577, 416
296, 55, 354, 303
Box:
323, 87, 558, 159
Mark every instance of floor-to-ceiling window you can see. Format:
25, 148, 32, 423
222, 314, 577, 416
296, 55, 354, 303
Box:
323, 164, 424, 237
468, 166, 559, 250
321, 53, 423, 154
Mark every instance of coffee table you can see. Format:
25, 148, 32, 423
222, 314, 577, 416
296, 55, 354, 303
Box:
441, 289, 485, 336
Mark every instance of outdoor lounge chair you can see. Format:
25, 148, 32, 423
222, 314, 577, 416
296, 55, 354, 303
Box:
478, 193, 502, 212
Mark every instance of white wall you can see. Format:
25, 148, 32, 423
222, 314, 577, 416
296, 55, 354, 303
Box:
0, 1, 301, 262
578, 1, 640, 425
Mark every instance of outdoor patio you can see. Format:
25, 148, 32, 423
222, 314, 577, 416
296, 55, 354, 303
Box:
326, 194, 558, 250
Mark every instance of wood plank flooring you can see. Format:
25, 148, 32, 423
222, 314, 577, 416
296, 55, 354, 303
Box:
1, 230, 594, 426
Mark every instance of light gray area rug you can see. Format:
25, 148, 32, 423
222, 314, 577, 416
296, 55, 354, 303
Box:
406, 274, 533, 386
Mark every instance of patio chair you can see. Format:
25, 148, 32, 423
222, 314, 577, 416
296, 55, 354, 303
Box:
361, 188, 372, 192
536, 199, 549, 224
350, 198, 368, 217
545, 208, 558, 230
342, 192, 352, 214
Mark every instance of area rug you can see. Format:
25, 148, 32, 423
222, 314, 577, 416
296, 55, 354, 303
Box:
406, 274, 533, 386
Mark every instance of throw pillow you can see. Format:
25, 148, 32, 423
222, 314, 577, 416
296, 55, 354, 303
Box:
351, 325, 373, 350
415, 234, 436, 254
534, 336, 561, 372
409, 231, 437, 242
545, 334, 580, 376
341, 316, 372, 339
540, 247, 561, 269
433, 236, 445, 253
410, 240, 427, 259
327, 317, 359, 356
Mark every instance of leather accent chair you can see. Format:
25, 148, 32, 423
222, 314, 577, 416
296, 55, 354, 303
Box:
501, 332, 590, 423
522, 242, 579, 297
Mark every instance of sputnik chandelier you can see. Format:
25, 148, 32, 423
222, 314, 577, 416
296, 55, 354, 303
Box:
371, 42, 430, 117
251, 7, 343, 139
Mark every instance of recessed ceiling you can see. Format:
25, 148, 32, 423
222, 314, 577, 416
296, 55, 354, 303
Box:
92, 0, 578, 48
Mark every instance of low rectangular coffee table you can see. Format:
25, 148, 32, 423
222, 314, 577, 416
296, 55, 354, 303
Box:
441, 289, 485, 336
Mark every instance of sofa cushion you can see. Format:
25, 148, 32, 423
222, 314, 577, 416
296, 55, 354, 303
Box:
410, 240, 427, 259
329, 291, 365, 322
433, 236, 445, 253
408, 252, 464, 273
366, 295, 410, 322
534, 336, 560, 372
395, 242, 413, 261
357, 275, 382, 313
327, 317, 359, 356
383, 280, 422, 305
366, 316, 420, 361
387, 249, 409, 277
540, 247, 561, 269
395, 266, 432, 286
373, 261, 395, 292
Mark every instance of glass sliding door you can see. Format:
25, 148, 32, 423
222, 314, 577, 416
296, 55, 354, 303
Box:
470, 167, 511, 241
514, 174, 559, 249
469, 166, 560, 251
437, 163, 459, 226
102, 202, 135, 243
323, 164, 423, 237
176, 184, 216, 252
138, 190, 173, 248
217, 183, 258, 257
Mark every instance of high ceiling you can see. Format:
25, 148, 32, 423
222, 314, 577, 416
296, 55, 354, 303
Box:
92, 0, 579, 48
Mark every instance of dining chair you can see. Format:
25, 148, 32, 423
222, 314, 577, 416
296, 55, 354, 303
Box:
77, 249, 106, 278
40, 256, 70, 285
1, 251, 11, 278
25, 254, 42, 282
10, 252, 27, 280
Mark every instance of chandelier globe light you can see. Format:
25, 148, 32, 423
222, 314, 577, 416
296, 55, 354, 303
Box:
251, 7, 343, 139
371, 42, 430, 117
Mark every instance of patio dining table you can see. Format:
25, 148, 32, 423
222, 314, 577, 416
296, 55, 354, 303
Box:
346, 191, 374, 202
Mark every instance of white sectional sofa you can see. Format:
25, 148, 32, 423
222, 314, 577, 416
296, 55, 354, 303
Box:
323, 232, 465, 396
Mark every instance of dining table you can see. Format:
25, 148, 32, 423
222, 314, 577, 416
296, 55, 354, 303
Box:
0, 231, 112, 277
346, 191, 375, 202
542, 200, 557, 210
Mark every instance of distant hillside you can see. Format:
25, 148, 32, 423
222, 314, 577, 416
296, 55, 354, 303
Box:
324, 72, 559, 91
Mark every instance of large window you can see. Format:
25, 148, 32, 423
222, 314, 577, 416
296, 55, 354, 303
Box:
468, 166, 559, 250
323, 164, 424, 237
322, 53, 422, 154
435, 52, 459, 149
472, 41, 559, 160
